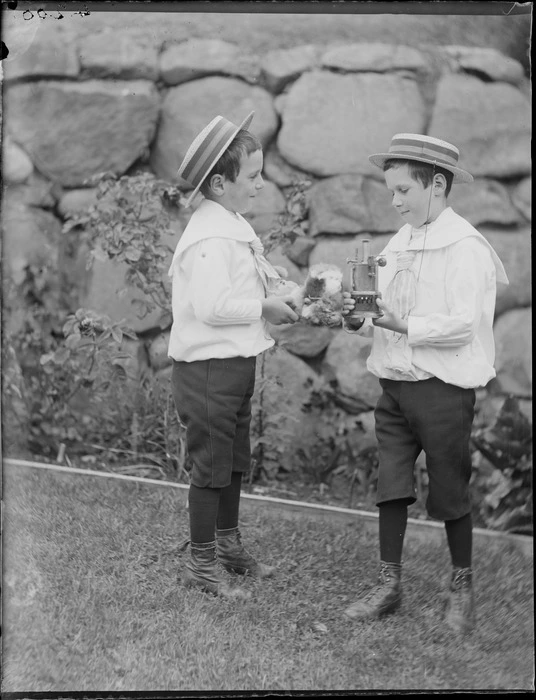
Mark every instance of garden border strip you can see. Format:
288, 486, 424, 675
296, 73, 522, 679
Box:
4, 457, 533, 557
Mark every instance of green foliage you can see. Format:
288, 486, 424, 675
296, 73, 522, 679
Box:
4, 274, 137, 457
260, 179, 311, 255
249, 180, 313, 482
298, 386, 379, 508
2, 171, 185, 471
4, 171, 307, 480
249, 350, 300, 483
64, 171, 182, 326
471, 397, 533, 534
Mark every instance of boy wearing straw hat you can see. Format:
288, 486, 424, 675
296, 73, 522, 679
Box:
342, 134, 508, 634
168, 112, 299, 600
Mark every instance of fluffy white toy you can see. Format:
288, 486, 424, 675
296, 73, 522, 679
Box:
268, 263, 344, 327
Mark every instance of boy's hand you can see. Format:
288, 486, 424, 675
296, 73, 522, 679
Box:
372, 298, 408, 334
342, 291, 365, 330
262, 296, 300, 325
341, 291, 357, 317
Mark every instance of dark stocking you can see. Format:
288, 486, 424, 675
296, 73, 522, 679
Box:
379, 499, 409, 564
445, 513, 472, 569
188, 484, 221, 544
216, 472, 243, 531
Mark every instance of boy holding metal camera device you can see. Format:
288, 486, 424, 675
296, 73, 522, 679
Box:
342, 133, 508, 634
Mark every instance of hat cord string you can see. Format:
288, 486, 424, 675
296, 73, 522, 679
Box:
415, 162, 436, 283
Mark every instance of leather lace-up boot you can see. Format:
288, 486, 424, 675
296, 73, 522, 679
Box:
183, 541, 251, 599
444, 567, 475, 635
344, 561, 402, 620
216, 527, 275, 578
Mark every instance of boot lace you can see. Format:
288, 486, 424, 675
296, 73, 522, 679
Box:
451, 567, 473, 590
362, 563, 399, 603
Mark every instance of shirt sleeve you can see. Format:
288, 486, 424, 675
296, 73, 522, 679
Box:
408, 239, 492, 348
187, 238, 263, 325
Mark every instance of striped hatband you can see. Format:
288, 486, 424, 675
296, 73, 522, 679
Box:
369, 133, 473, 184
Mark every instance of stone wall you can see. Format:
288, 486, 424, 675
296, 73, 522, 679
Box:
2, 13, 531, 472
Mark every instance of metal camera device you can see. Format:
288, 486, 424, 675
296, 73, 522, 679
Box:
346, 239, 387, 320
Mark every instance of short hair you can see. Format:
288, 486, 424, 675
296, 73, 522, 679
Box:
383, 158, 454, 197
200, 129, 263, 196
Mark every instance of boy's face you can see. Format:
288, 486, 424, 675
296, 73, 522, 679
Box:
222, 149, 264, 214
384, 163, 433, 229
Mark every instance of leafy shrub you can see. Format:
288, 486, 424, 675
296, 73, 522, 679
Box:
471, 396, 533, 534
63, 171, 181, 323
296, 386, 379, 508
260, 179, 311, 255
3, 172, 311, 481
249, 349, 301, 484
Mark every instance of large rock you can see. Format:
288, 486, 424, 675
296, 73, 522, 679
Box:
20, 13, 530, 70
2, 21, 79, 81
3, 136, 33, 184
493, 308, 532, 397
6, 81, 160, 187
160, 39, 260, 85
277, 71, 426, 177
150, 77, 278, 182
79, 248, 168, 334
3, 173, 57, 210
263, 146, 314, 189
480, 227, 531, 316
78, 29, 159, 80
264, 245, 305, 286
261, 44, 321, 93
2, 199, 62, 287
511, 177, 531, 222
448, 179, 523, 228
321, 42, 427, 72
243, 181, 286, 237
428, 74, 531, 179
308, 175, 371, 236
285, 236, 317, 268
364, 178, 405, 233
2, 200, 62, 336
269, 324, 335, 359
308, 175, 401, 236
274, 94, 288, 116
323, 330, 381, 408
441, 45, 526, 85
58, 188, 99, 219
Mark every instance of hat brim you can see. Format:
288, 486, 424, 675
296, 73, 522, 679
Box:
369, 152, 473, 184
183, 111, 255, 208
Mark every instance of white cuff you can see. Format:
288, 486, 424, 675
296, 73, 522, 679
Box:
407, 316, 428, 346
252, 299, 263, 320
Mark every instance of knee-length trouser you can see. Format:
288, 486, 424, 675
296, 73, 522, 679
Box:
374, 377, 475, 521
171, 356, 256, 489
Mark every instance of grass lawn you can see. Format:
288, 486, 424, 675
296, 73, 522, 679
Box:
2, 463, 534, 693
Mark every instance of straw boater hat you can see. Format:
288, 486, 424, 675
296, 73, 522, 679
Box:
369, 133, 473, 184
178, 111, 255, 207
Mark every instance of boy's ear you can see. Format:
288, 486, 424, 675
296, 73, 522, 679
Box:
207, 173, 226, 195
433, 173, 447, 193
